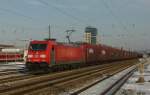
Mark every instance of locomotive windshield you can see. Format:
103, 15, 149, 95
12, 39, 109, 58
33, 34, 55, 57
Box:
29, 44, 47, 51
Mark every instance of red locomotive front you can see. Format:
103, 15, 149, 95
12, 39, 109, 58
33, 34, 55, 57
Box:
26, 40, 55, 70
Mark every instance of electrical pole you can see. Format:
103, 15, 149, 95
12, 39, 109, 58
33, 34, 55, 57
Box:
65, 29, 75, 43
48, 24, 51, 39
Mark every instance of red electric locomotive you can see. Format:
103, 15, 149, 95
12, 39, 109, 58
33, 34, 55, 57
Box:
26, 39, 85, 70
26, 39, 140, 71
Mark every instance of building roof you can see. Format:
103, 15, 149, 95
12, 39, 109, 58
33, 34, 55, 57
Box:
0, 44, 14, 49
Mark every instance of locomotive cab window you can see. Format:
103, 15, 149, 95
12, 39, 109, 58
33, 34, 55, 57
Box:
29, 44, 47, 51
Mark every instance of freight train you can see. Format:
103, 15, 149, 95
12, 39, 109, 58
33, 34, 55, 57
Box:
26, 39, 142, 71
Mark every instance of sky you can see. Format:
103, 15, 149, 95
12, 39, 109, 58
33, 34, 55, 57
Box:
0, 0, 149, 51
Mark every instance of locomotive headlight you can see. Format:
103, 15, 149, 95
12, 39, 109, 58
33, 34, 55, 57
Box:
40, 54, 46, 58
28, 54, 33, 58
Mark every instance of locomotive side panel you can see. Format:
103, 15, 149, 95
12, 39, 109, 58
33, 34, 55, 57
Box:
85, 45, 99, 63
98, 45, 113, 62
55, 45, 84, 64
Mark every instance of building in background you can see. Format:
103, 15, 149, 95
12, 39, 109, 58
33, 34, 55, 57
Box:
0, 44, 14, 50
0, 44, 24, 62
84, 26, 98, 44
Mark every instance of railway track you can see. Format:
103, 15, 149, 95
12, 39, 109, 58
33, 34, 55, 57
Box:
0, 60, 138, 95
29, 62, 135, 95
0, 63, 111, 85
0, 74, 35, 84
0, 63, 114, 94
0, 63, 25, 76
71, 64, 134, 95
0, 70, 20, 76
0, 68, 27, 77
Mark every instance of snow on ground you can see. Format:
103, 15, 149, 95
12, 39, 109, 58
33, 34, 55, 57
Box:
116, 57, 150, 95
78, 63, 136, 95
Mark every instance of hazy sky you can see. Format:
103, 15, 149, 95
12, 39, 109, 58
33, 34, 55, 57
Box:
0, 0, 149, 50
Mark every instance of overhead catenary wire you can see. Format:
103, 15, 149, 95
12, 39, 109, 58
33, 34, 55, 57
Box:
0, 6, 54, 27
0, 0, 89, 31
101, 0, 129, 33
36, 0, 88, 25
0, 7, 33, 20
0, 7, 41, 36
100, 0, 136, 50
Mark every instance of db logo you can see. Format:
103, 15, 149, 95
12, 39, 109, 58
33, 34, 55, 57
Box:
101, 50, 106, 55
89, 48, 94, 54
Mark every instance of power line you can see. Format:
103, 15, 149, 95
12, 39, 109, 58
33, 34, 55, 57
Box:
0, 7, 33, 20
36, 0, 87, 24
101, 0, 129, 33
